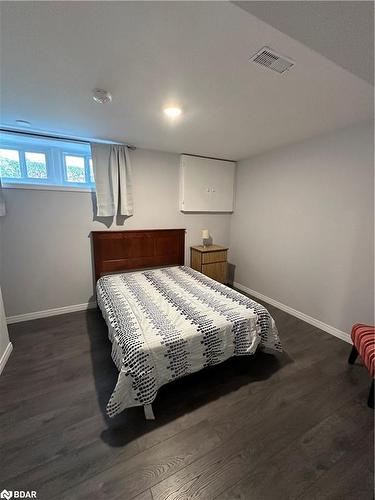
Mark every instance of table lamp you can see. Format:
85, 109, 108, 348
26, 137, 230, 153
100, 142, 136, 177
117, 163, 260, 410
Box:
201, 229, 209, 248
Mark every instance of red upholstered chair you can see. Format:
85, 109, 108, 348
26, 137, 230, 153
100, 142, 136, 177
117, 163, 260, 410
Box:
348, 324, 374, 408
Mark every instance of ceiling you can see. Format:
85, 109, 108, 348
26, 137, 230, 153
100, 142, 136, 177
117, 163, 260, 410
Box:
0, 1, 373, 160
235, 1, 374, 85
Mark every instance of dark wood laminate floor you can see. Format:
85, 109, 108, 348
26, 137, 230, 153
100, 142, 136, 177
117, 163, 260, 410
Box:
0, 296, 373, 500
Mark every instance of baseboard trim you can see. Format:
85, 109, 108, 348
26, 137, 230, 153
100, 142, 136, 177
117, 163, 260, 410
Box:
233, 282, 351, 344
6, 302, 97, 325
5, 287, 351, 344
0, 342, 13, 374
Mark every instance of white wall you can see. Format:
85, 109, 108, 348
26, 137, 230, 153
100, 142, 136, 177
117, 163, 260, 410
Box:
1, 148, 232, 317
230, 121, 374, 334
0, 219, 12, 371
0, 285, 11, 372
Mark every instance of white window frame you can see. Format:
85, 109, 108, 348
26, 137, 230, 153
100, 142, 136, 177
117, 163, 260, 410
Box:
0, 145, 23, 181
22, 148, 51, 184
0, 132, 95, 192
62, 152, 93, 187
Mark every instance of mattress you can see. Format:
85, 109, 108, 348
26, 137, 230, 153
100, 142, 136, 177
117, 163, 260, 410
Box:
97, 265, 282, 417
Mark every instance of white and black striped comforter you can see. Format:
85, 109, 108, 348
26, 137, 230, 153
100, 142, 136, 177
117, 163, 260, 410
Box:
97, 266, 282, 417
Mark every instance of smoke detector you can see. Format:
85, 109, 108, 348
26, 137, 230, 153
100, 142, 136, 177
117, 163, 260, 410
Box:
92, 89, 112, 104
251, 47, 294, 74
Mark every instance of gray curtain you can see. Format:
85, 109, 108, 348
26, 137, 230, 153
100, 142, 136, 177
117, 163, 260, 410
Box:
91, 143, 133, 217
0, 178, 6, 216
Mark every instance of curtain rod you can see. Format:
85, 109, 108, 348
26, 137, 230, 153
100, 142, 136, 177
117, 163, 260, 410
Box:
0, 127, 137, 150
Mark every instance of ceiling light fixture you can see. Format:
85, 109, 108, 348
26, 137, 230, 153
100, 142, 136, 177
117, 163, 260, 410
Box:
92, 89, 112, 104
15, 120, 31, 127
163, 107, 182, 118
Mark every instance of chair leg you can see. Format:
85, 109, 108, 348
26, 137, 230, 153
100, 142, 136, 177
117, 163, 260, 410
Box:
368, 380, 374, 409
348, 345, 358, 364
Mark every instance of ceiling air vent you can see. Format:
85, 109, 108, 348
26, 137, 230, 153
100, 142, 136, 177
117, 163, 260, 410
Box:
251, 47, 294, 74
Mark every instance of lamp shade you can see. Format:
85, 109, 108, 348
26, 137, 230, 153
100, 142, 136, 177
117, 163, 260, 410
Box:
201, 229, 209, 240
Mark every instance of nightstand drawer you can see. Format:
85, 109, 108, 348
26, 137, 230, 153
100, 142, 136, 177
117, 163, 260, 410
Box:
202, 250, 227, 264
190, 244, 229, 284
202, 262, 227, 283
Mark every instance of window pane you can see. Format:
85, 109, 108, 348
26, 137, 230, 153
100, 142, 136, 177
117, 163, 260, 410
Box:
89, 158, 94, 182
65, 155, 85, 183
25, 152, 47, 178
0, 148, 21, 178
0, 132, 94, 189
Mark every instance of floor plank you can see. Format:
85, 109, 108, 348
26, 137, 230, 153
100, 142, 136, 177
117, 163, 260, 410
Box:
216, 398, 372, 500
297, 430, 374, 500
59, 420, 221, 500
151, 374, 370, 500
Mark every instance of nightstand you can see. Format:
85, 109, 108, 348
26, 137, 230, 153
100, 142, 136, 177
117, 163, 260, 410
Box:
190, 245, 228, 284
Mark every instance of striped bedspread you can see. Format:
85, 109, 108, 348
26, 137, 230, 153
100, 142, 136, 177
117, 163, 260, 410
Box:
97, 266, 282, 417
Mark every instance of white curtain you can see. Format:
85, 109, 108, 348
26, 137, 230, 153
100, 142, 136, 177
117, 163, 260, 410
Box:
91, 143, 133, 217
0, 178, 6, 216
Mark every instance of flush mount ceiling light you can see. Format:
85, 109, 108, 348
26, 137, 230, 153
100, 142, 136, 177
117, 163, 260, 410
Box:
163, 107, 182, 118
15, 119, 31, 127
92, 89, 112, 104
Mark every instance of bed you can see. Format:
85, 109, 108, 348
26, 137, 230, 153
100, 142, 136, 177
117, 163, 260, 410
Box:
92, 229, 282, 419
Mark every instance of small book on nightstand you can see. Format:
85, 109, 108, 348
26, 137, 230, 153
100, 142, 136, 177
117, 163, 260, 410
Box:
190, 245, 228, 284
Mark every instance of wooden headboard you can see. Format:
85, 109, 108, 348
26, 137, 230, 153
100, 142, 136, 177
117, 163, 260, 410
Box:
91, 229, 185, 282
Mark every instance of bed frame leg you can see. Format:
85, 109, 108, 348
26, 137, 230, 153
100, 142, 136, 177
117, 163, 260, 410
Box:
144, 404, 155, 420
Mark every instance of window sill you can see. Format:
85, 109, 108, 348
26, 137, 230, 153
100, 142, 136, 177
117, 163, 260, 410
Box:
2, 183, 95, 193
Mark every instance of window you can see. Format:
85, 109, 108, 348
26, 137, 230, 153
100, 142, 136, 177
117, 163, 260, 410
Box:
0, 148, 21, 178
64, 155, 86, 183
25, 152, 47, 178
0, 132, 94, 190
